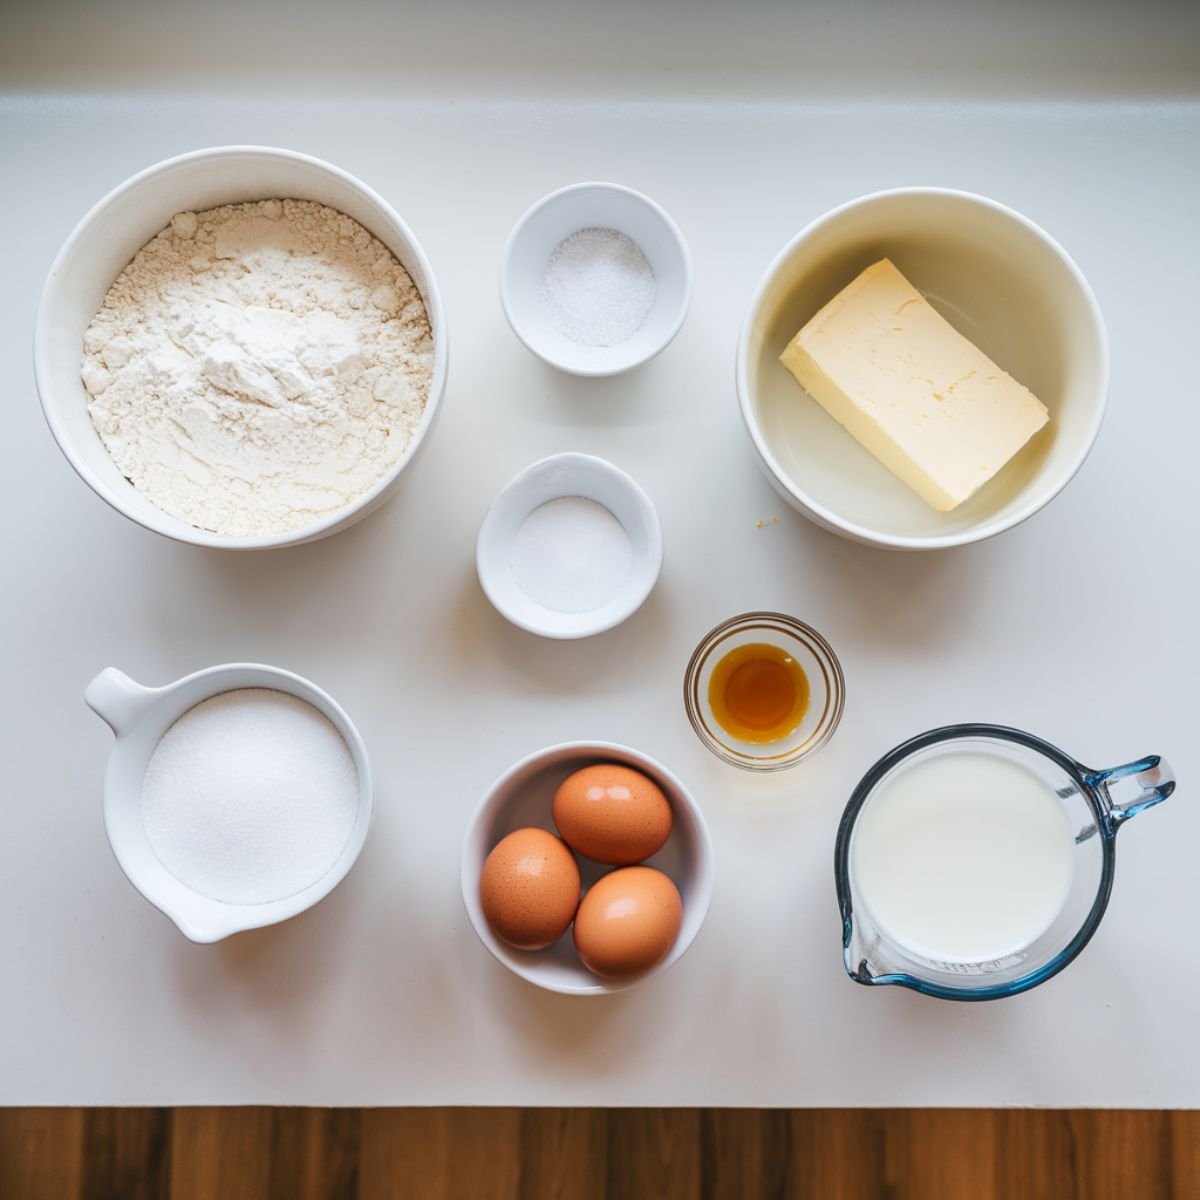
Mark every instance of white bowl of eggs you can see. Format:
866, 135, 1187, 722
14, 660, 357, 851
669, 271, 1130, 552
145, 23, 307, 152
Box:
461, 741, 714, 995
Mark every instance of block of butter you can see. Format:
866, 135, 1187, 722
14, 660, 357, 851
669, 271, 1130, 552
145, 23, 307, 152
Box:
778, 259, 1049, 512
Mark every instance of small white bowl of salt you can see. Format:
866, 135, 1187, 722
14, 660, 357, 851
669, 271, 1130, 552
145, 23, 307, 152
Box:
476, 453, 664, 639
500, 182, 692, 376
84, 663, 372, 942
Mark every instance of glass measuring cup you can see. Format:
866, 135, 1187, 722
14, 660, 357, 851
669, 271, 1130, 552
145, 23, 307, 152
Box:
834, 724, 1176, 1001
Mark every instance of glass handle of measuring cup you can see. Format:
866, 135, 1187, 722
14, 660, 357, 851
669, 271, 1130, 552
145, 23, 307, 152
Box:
1087, 755, 1177, 831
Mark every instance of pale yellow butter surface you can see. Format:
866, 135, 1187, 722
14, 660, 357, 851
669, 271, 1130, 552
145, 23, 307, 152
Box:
778, 259, 1049, 512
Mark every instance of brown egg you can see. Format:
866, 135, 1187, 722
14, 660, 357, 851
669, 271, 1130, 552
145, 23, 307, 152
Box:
573, 866, 683, 979
552, 763, 673, 865
480, 828, 580, 951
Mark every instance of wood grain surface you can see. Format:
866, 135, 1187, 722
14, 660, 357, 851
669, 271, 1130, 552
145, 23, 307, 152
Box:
1, 1108, 1197, 1199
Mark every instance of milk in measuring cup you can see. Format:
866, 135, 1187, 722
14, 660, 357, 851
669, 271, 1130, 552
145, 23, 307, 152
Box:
850, 750, 1075, 963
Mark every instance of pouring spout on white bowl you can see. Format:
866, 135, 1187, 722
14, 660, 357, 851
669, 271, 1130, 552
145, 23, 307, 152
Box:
85, 667, 159, 735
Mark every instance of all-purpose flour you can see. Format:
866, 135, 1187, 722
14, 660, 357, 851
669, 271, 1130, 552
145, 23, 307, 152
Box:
81, 199, 433, 537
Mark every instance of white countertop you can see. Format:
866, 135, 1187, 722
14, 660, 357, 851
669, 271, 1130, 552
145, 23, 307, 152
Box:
2, 0, 1198, 1106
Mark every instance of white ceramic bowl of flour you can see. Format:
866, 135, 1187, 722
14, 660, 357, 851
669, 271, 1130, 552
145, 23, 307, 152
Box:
476, 452, 664, 639
500, 182, 692, 376
84, 663, 373, 942
35, 145, 448, 549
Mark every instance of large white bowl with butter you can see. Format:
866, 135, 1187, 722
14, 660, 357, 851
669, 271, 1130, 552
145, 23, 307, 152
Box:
736, 188, 1108, 550
35, 145, 448, 550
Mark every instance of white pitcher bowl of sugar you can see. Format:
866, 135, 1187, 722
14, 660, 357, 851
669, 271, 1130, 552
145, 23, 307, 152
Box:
84, 663, 373, 942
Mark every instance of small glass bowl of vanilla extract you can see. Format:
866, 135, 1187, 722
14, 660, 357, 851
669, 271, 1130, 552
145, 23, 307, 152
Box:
683, 612, 845, 771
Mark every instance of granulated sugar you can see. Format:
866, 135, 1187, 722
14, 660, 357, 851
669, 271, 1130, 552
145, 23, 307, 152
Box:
141, 688, 359, 905
510, 496, 634, 613
542, 228, 656, 347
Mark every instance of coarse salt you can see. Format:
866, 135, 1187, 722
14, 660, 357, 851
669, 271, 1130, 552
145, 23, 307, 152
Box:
510, 496, 634, 614
141, 688, 360, 905
541, 227, 656, 347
